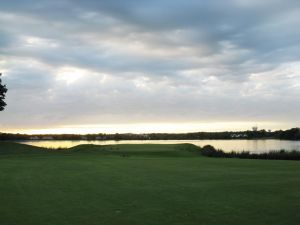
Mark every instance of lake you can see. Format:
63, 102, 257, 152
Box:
18, 139, 300, 153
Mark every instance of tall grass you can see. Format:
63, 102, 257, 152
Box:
201, 145, 300, 160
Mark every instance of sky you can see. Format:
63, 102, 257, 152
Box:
0, 0, 300, 134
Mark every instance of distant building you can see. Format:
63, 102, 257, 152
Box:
141, 134, 150, 139
230, 133, 248, 138
252, 126, 258, 132
30, 136, 39, 140
231, 134, 238, 138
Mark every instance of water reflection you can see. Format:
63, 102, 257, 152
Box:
17, 139, 300, 153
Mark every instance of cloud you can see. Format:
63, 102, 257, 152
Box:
0, 0, 299, 132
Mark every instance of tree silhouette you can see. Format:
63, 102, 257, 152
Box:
0, 73, 7, 111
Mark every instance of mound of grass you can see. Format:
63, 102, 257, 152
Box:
0, 142, 46, 155
71, 143, 201, 157
0, 142, 202, 157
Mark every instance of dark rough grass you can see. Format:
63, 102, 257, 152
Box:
0, 142, 299, 225
201, 144, 300, 160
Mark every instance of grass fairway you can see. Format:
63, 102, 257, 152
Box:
0, 142, 299, 225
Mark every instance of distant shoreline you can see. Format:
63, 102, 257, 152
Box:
1, 128, 300, 141
8, 138, 300, 141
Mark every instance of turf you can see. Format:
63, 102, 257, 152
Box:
0, 142, 299, 225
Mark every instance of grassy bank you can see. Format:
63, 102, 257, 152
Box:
201, 145, 300, 160
0, 142, 299, 225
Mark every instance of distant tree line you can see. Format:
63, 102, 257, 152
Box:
0, 128, 300, 141
201, 145, 300, 160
